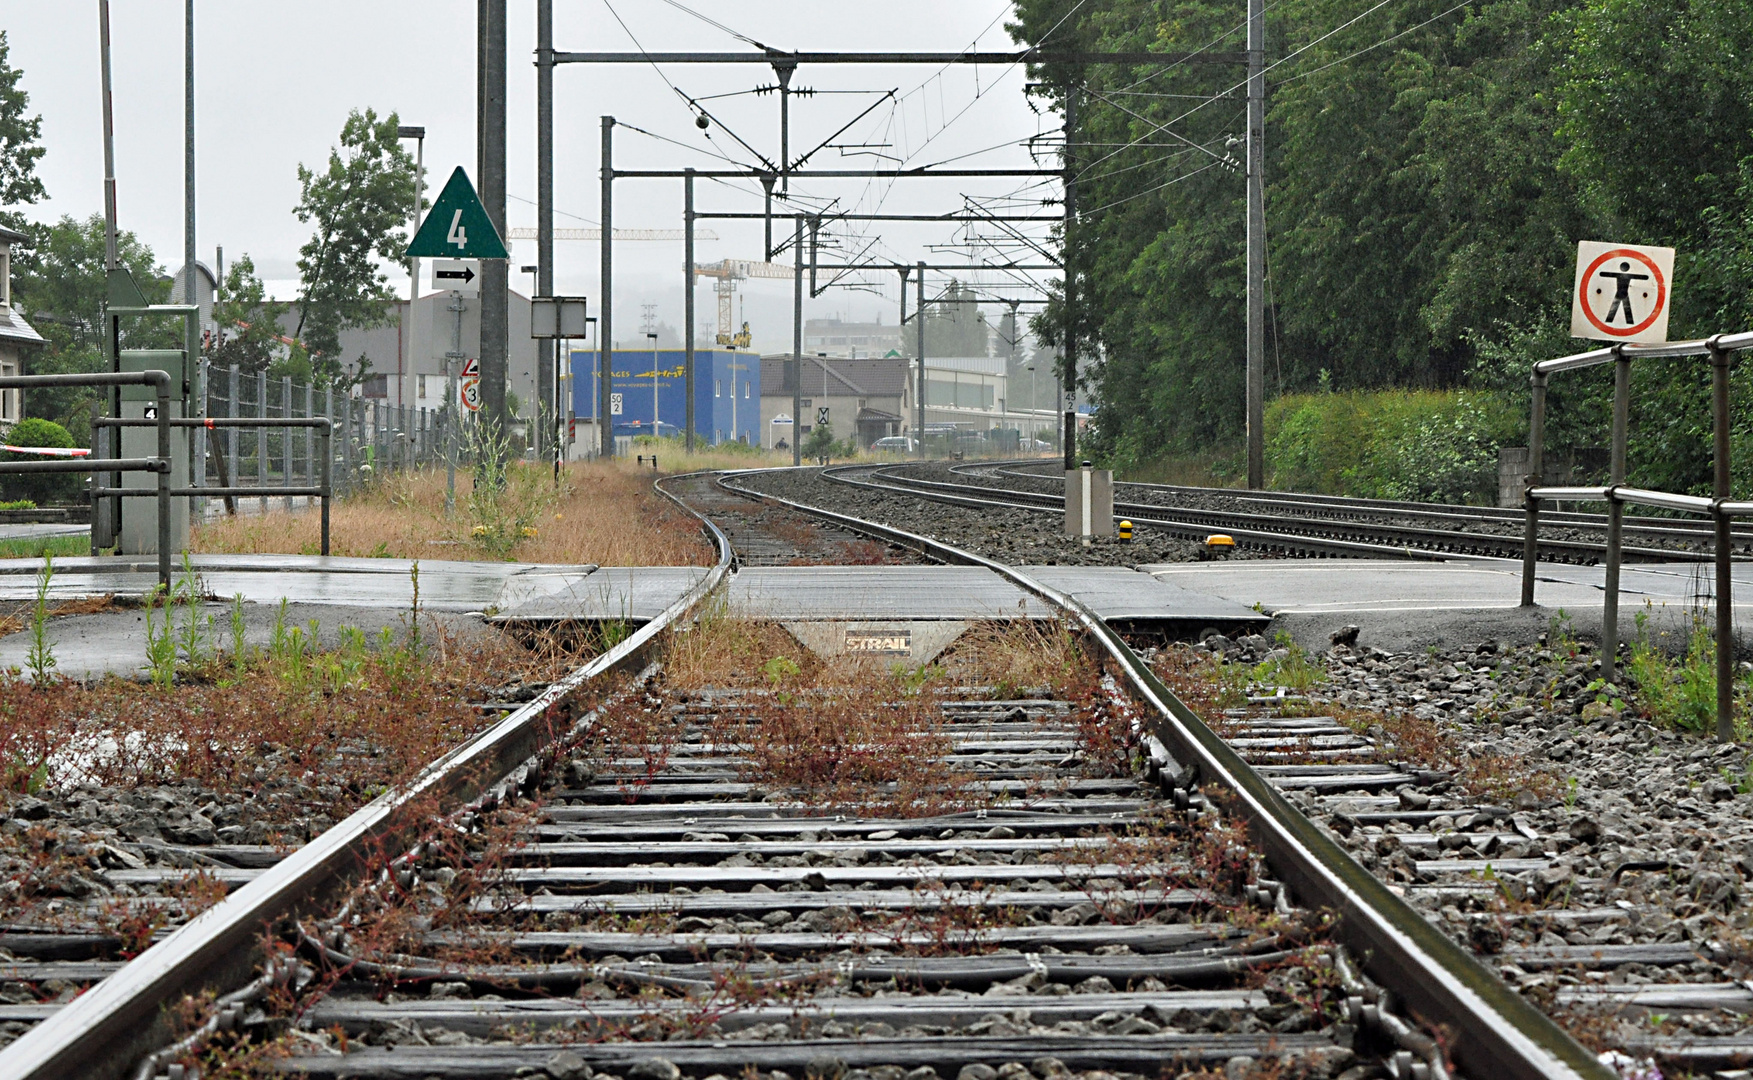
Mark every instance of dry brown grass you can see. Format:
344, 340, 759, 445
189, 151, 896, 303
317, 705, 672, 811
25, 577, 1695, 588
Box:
659, 603, 818, 689
938, 618, 1099, 699
193, 459, 713, 566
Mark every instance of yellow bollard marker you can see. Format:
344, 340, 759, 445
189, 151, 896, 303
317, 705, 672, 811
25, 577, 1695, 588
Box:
1118, 519, 1134, 543
1206, 534, 1236, 554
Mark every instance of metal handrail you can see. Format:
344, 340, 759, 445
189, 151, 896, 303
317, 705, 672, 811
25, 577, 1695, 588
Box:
94, 416, 335, 555
0, 371, 173, 586
1522, 333, 1748, 740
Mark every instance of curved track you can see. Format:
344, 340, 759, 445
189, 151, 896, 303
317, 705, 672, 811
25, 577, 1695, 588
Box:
824, 459, 1742, 563
0, 470, 1616, 1080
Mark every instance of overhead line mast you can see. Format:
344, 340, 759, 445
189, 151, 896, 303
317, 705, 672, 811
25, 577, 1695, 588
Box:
542, 46, 1242, 456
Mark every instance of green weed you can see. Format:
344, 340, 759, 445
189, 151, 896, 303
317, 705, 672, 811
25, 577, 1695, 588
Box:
229, 594, 249, 678
1251, 632, 1327, 692
1626, 619, 1719, 733
26, 555, 55, 685
143, 586, 177, 689
174, 553, 212, 672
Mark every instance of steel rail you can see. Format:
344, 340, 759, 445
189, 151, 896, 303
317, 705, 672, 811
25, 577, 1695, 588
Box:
990, 459, 1752, 541
0, 475, 734, 1080
715, 468, 1611, 1080
869, 461, 1717, 563
819, 463, 1473, 561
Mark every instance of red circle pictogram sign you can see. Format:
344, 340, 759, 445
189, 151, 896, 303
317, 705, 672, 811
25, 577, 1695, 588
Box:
1578, 248, 1667, 337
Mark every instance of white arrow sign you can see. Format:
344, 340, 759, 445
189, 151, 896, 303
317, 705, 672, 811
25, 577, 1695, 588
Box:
432, 259, 480, 296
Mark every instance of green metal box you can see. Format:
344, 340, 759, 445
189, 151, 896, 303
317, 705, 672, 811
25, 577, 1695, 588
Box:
118, 349, 186, 403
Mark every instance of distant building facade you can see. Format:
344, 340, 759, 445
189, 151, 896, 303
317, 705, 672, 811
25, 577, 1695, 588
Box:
803, 316, 903, 358
567, 348, 761, 445
760, 353, 1059, 448
0, 226, 42, 424
758, 356, 908, 449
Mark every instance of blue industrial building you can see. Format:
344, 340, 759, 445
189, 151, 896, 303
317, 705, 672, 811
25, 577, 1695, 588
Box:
568, 348, 761, 445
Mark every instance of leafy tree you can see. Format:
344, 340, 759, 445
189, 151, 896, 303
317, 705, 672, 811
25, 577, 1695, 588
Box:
204, 254, 305, 378
0, 30, 46, 241
291, 108, 417, 387
11, 215, 172, 441
913, 280, 989, 357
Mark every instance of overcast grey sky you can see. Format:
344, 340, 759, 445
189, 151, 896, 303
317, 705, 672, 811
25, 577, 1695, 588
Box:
1, 2, 1059, 353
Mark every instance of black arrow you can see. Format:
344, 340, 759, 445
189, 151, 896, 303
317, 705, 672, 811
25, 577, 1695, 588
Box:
436, 266, 476, 284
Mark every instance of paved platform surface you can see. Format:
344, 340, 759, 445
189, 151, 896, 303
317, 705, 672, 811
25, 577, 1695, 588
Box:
1020, 566, 1269, 626
0, 523, 86, 541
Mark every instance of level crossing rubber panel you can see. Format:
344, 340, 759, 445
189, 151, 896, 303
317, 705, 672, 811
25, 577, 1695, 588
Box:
0, 554, 599, 613
730, 566, 1057, 621
1138, 558, 1753, 615
491, 567, 712, 622
1016, 565, 1269, 627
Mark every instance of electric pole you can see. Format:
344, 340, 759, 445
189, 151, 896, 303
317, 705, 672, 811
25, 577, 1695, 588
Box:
1246, 0, 1266, 489
1062, 85, 1078, 470
478, 0, 509, 442
536, 0, 554, 462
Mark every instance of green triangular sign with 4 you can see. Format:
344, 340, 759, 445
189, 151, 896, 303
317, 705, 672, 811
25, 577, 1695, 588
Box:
406, 166, 508, 259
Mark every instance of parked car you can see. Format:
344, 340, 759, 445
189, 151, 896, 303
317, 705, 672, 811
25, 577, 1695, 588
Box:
871, 436, 916, 452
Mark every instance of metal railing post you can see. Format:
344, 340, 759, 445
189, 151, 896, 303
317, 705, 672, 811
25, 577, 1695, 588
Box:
1602, 347, 1629, 681
320, 419, 332, 556
281, 375, 294, 510
88, 400, 102, 554
256, 370, 268, 511
1520, 369, 1547, 606
1711, 338, 1736, 741
155, 376, 171, 589
305, 382, 315, 494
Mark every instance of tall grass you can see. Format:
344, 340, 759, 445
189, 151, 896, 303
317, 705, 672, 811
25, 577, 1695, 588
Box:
194, 459, 714, 566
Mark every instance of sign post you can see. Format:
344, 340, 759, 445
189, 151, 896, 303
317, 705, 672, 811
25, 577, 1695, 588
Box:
1570, 241, 1675, 344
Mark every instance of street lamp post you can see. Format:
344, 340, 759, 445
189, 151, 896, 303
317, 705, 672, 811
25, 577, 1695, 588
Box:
397, 125, 425, 412
521, 264, 541, 457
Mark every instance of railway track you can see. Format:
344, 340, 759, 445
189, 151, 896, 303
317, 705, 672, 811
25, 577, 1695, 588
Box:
822, 460, 1739, 564
0, 470, 1627, 1080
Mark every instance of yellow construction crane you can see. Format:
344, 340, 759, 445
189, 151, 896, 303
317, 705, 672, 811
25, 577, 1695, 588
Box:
692, 259, 792, 348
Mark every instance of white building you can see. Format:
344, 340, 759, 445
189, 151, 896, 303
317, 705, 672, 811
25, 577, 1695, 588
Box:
0, 226, 42, 423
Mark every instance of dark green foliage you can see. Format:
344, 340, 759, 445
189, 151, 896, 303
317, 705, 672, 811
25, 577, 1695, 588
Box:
1265, 389, 1523, 502
1, 418, 78, 505
11, 215, 173, 443
914, 280, 990, 358
291, 108, 419, 387
204, 254, 304, 378
1009, 0, 1753, 486
0, 30, 46, 239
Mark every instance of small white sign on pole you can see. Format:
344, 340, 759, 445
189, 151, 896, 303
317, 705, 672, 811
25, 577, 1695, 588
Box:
432, 259, 481, 296
1570, 240, 1675, 344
